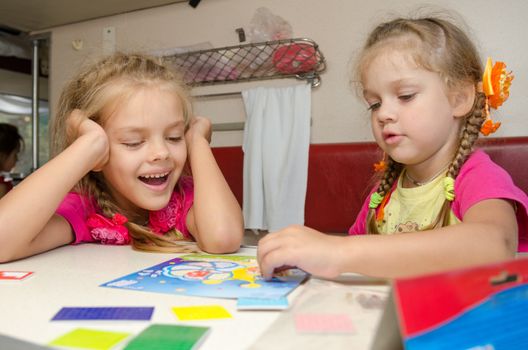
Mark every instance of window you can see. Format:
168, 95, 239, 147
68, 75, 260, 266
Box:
0, 93, 49, 175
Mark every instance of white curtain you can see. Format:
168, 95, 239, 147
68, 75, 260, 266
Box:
242, 83, 311, 232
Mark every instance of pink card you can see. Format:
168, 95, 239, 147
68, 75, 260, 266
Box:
0, 271, 33, 281
294, 313, 356, 333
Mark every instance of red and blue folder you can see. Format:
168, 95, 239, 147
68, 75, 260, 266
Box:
393, 257, 528, 349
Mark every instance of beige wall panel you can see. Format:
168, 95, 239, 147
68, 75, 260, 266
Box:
48, 0, 528, 146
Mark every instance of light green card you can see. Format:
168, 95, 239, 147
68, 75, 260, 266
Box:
49, 328, 130, 350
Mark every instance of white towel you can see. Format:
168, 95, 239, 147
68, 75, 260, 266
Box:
242, 84, 311, 232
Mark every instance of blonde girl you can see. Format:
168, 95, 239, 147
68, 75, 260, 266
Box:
0, 52, 244, 262
258, 15, 528, 279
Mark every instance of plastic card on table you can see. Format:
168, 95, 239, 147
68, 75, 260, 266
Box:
123, 324, 210, 350
51, 307, 154, 321
249, 278, 388, 350
0, 271, 33, 281
237, 296, 289, 310
171, 305, 232, 321
294, 313, 356, 333
49, 328, 131, 350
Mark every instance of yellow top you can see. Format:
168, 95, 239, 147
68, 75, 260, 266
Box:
376, 171, 460, 234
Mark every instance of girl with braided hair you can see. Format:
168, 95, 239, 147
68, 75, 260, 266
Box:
0, 52, 243, 262
258, 15, 528, 279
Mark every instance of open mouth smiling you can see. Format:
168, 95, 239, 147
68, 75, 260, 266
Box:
138, 171, 170, 186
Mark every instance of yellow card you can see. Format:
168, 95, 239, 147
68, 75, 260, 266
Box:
172, 305, 232, 320
49, 328, 130, 350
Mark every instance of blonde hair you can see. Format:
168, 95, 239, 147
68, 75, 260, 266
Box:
355, 17, 487, 234
51, 52, 198, 252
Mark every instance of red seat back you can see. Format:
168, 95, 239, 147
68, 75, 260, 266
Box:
212, 137, 528, 233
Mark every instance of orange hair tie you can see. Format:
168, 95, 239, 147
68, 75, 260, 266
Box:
373, 152, 387, 172
375, 194, 390, 221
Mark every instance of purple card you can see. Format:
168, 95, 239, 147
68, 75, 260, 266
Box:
51, 307, 154, 321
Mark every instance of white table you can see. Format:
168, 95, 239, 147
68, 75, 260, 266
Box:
0, 244, 388, 349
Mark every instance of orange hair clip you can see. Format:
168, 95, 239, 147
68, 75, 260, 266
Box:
480, 57, 514, 136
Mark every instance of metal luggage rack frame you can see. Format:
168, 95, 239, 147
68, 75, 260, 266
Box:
166, 38, 326, 88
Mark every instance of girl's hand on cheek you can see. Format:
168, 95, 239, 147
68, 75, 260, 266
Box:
185, 116, 212, 153
257, 225, 344, 280
66, 109, 109, 170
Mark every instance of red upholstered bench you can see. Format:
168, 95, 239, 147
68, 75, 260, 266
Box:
212, 137, 528, 233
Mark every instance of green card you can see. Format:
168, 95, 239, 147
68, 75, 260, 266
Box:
124, 324, 210, 350
49, 328, 130, 350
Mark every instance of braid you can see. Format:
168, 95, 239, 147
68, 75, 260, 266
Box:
367, 157, 403, 234
428, 91, 486, 229
447, 92, 486, 179
128, 225, 199, 254
377, 157, 403, 197
92, 179, 119, 218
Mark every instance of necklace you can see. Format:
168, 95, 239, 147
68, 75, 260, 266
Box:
404, 164, 450, 186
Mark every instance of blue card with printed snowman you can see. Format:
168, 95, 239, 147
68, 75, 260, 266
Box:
101, 254, 307, 299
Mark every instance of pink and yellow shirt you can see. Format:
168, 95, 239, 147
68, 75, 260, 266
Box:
349, 150, 528, 252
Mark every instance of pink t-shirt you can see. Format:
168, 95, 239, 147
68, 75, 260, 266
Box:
349, 150, 528, 252
56, 177, 195, 245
